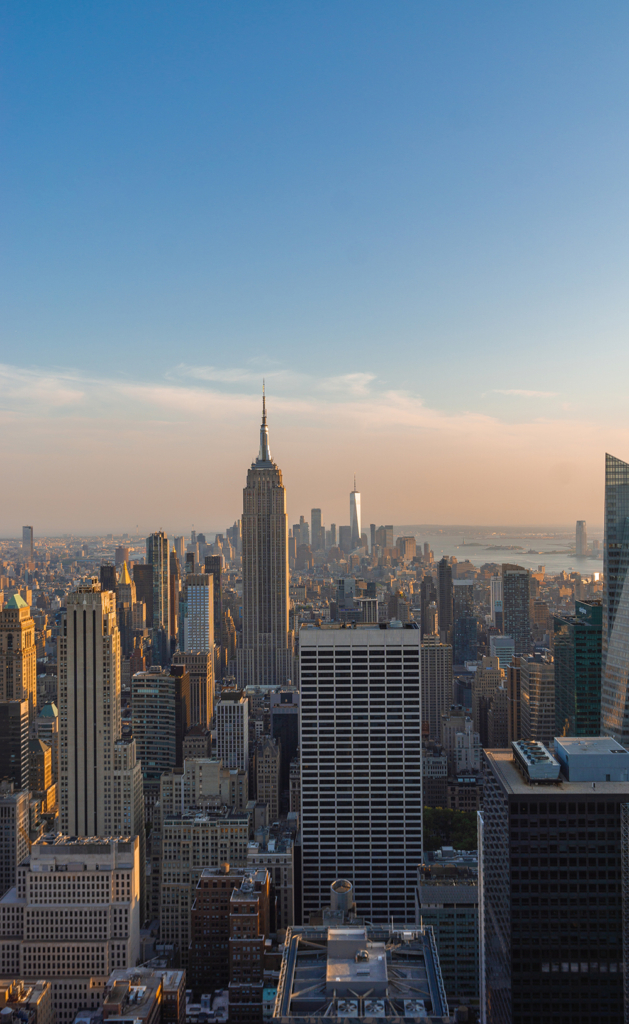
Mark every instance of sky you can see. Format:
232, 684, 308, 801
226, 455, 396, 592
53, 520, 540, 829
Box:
2, 1, 629, 535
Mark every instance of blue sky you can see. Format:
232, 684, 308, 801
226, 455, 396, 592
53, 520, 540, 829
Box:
1, 2, 629, 532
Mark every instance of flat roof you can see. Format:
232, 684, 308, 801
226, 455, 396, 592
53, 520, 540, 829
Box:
554, 736, 629, 757
485, 749, 629, 795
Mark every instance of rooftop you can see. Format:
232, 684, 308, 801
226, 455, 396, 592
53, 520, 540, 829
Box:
273, 924, 448, 1023
486, 748, 629, 795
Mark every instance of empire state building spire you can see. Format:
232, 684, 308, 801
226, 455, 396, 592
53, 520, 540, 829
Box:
258, 381, 272, 463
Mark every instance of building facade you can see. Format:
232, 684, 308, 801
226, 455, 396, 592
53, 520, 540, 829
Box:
421, 635, 453, 742
601, 453, 629, 744
553, 600, 602, 737
0, 596, 36, 721
238, 394, 293, 688
216, 690, 249, 771
299, 623, 421, 923
502, 565, 531, 656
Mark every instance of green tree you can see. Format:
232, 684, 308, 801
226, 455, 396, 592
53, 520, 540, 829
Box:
423, 806, 477, 851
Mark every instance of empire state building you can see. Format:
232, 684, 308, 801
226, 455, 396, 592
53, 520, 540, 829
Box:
238, 391, 293, 686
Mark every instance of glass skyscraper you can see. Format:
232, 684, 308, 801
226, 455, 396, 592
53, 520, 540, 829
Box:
601, 453, 629, 744
553, 599, 602, 737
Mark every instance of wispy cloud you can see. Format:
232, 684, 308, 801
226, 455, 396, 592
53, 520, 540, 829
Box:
490, 388, 559, 398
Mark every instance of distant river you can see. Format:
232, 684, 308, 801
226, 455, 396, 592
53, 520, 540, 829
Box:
394, 529, 603, 576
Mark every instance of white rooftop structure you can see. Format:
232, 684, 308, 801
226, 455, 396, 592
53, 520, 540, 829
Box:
553, 736, 629, 782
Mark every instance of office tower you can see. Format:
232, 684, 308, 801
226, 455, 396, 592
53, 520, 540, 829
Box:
350, 477, 361, 549
169, 549, 180, 649
601, 453, 629, 745
490, 575, 503, 629
29, 737, 56, 817
437, 557, 453, 643
338, 525, 352, 553
480, 739, 628, 1024
0, 835, 141, 1024
146, 532, 169, 663
0, 701, 29, 790
115, 545, 129, 565
441, 705, 481, 774
116, 561, 136, 656
417, 850, 479, 1009
396, 536, 417, 561
0, 782, 29, 898
216, 690, 249, 770
0, 595, 36, 721
487, 684, 509, 747
576, 519, 588, 557
172, 650, 213, 728
238, 393, 293, 688
554, 599, 602, 737
453, 579, 477, 663
422, 743, 448, 806
502, 564, 531, 655
58, 582, 121, 836
421, 633, 453, 741
507, 657, 521, 743
21, 527, 33, 561
311, 508, 323, 551
174, 536, 185, 562
228, 869, 272, 1024
329, 523, 337, 548
289, 756, 300, 815
299, 623, 421, 923
369, 523, 376, 552
100, 563, 117, 593
270, 690, 300, 796
489, 633, 515, 674
34, 702, 59, 782
133, 563, 154, 626
204, 554, 223, 660
159, 807, 249, 968
375, 524, 394, 550
519, 652, 555, 747
419, 575, 438, 637
183, 573, 214, 653
131, 665, 190, 812
255, 736, 280, 822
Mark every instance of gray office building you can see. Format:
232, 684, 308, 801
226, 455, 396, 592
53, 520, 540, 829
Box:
601, 453, 629, 745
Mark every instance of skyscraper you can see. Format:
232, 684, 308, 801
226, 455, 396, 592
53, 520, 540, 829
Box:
238, 391, 292, 687
21, 527, 33, 561
421, 634, 453, 742
553, 599, 602, 737
601, 453, 629, 745
147, 531, 170, 664
204, 554, 223, 660
299, 622, 421, 923
311, 508, 323, 551
58, 581, 122, 836
502, 564, 531, 656
183, 574, 214, 654
349, 477, 361, 549
437, 557, 453, 643
0, 595, 37, 721
576, 519, 588, 557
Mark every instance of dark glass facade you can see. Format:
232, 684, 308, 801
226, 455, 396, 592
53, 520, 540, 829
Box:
481, 751, 625, 1024
553, 600, 602, 737
502, 565, 531, 656
601, 453, 629, 744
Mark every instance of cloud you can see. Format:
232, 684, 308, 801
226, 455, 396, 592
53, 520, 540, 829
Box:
490, 388, 559, 398
318, 373, 376, 396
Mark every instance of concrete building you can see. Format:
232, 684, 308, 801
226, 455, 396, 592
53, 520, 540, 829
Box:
146, 532, 169, 660
130, 666, 190, 816
238, 392, 293, 688
576, 519, 588, 557
229, 868, 272, 1024
480, 741, 628, 1024
0, 834, 141, 1024
507, 658, 521, 744
289, 756, 300, 816
112, 738, 145, 918
270, 691, 300, 797
437, 558, 453, 644
216, 690, 249, 771
182, 725, 211, 760
33, 703, 58, 783
0, 782, 30, 898
159, 808, 249, 968
472, 656, 504, 748
159, 758, 248, 816
0, 596, 36, 721
299, 623, 421, 923
101, 966, 186, 1024
421, 634, 453, 742
189, 865, 249, 993
255, 737, 281, 823
416, 848, 479, 1010
440, 706, 481, 774
0, 978, 53, 1024
490, 576, 503, 630
247, 828, 295, 929
520, 653, 555, 747
21, 527, 34, 562
421, 744, 448, 807
58, 583, 124, 837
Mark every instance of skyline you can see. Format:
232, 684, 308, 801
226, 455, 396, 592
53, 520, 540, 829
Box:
3, 3, 629, 530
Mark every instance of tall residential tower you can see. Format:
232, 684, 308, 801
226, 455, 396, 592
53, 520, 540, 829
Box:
350, 477, 361, 549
